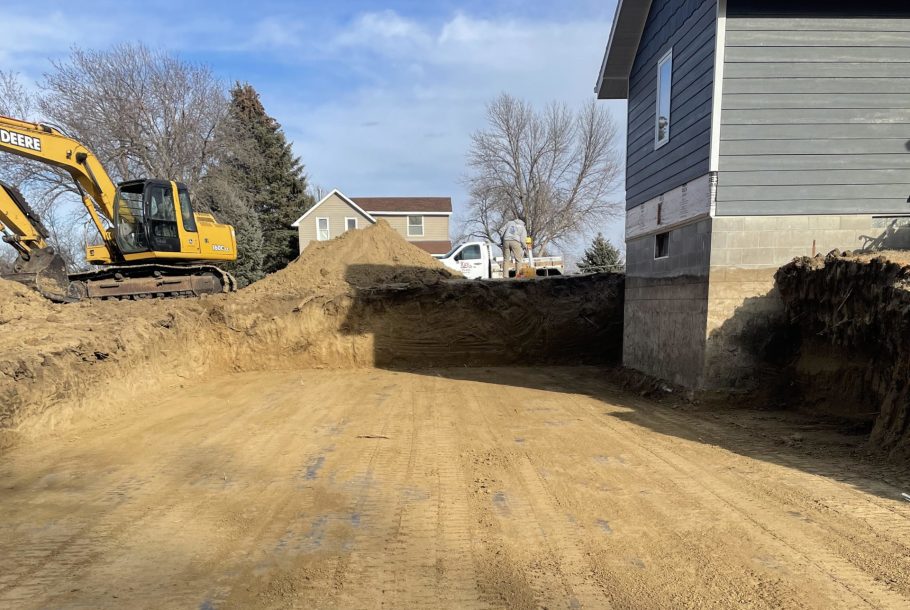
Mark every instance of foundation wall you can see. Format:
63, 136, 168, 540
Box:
623, 216, 712, 387
624, 276, 710, 388
623, 212, 910, 391
702, 214, 910, 390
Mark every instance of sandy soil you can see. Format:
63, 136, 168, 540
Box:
1, 367, 908, 609
0, 222, 621, 442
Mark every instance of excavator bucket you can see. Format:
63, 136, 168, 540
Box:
2, 248, 76, 302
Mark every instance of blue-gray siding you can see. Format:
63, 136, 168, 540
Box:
626, 0, 716, 210
716, 15, 910, 216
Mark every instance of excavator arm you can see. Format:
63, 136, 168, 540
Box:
0, 179, 49, 256
0, 179, 71, 300
0, 115, 118, 251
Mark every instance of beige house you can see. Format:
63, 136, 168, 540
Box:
291, 189, 452, 255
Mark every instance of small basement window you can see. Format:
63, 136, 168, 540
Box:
655, 49, 672, 149
407, 215, 424, 237
655, 231, 670, 259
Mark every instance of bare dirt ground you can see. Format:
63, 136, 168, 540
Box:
1, 367, 908, 609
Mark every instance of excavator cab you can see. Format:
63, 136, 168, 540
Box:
114, 180, 192, 255
108, 179, 235, 265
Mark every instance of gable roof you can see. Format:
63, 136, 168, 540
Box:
290, 189, 377, 227
351, 197, 452, 214
595, 0, 653, 99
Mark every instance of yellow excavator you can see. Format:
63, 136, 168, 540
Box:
0, 114, 237, 301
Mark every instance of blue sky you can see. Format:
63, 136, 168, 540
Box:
3, 0, 625, 251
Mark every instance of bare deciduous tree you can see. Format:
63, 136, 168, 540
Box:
0, 71, 33, 118
39, 43, 227, 190
307, 183, 330, 203
0, 71, 59, 195
462, 93, 622, 254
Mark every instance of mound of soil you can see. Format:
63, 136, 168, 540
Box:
242, 220, 457, 299
0, 277, 53, 324
776, 253, 910, 459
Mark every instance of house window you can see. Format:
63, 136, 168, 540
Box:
345, 217, 357, 231
655, 231, 670, 259
655, 49, 672, 149
407, 215, 424, 237
316, 217, 329, 241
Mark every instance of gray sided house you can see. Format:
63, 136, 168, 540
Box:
597, 0, 910, 389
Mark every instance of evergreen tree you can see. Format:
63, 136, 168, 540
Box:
226, 83, 314, 274
578, 233, 623, 273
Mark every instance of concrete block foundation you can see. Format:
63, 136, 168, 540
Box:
624, 213, 910, 390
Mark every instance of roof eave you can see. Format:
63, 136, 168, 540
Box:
290, 188, 377, 227
595, 0, 653, 100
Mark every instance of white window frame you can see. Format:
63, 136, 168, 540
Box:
655, 48, 673, 150
345, 217, 358, 231
316, 217, 330, 241
407, 215, 424, 237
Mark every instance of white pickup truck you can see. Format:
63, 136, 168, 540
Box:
436, 241, 563, 280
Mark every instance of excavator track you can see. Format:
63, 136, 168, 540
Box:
67, 264, 237, 301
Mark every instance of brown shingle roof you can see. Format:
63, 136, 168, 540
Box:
411, 240, 452, 255
351, 197, 452, 213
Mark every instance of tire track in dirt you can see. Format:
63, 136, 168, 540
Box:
2, 373, 354, 609
462, 381, 613, 609
562, 390, 910, 609
319, 376, 412, 609
476, 376, 801, 609
199, 373, 370, 608
608, 393, 910, 600
427, 375, 486, 609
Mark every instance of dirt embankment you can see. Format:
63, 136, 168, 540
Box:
776, 253, 910, 459
0, 221, 623, 444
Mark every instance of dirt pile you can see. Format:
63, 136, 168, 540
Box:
776, 253, 910, 459
0, 222, 624, 444
241, 220, 456, 299
0, 277, 53, 324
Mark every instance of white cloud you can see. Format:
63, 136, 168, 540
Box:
438, 13, 485, 44
337, 10, 429, 45
245, 17, 310, 50
0, 12, 109, 74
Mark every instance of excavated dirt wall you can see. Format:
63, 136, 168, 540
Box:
776, 253, 910, 459
0, 222, 624, 445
